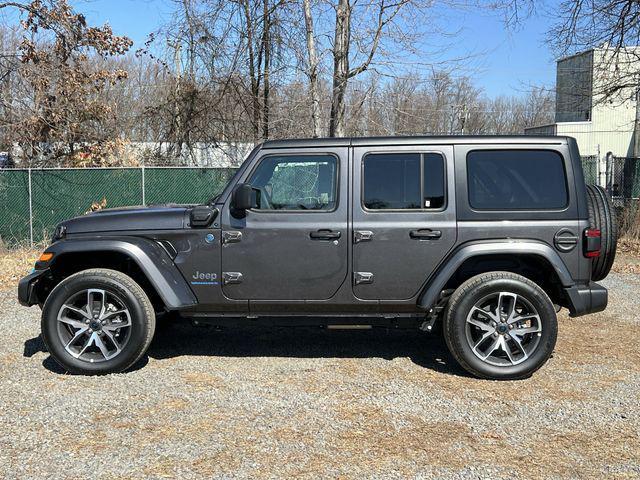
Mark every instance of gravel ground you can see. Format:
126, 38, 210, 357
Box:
1, 273, 639, 479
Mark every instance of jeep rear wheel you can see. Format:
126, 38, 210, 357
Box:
41, 269, 155, 375
443, 272, 557, 380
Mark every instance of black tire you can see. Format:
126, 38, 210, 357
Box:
443, 272, 557, 380
41, 268, 156, 375
586, 184, 617, 281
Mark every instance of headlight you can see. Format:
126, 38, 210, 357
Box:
52, 224, 66, 241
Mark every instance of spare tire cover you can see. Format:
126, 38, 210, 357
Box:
586, 184, 617, 281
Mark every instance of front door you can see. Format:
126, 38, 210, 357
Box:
352, 145, 457, 300
220, 147, 349, 301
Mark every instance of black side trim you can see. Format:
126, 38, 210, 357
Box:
18, 269, 49, 306
43, 237, 197, 310
564, 282, 607, 317
417, 239, 575, 310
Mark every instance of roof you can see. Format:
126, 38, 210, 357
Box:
261, 135, 569, 149
556, 46, 640, 64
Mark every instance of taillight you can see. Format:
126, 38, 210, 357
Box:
584, 228, 601, 258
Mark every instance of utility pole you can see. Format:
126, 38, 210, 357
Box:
634, 82, 640, 158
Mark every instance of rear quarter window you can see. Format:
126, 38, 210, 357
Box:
467, 150, 568, 210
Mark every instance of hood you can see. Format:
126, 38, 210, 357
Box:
61, 205, 190, 234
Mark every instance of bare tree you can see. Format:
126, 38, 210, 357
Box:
234, 0, 286, 140
550, 0, 640, 153
0, 0, 557, 167
328, 0, 409, 137
551, 1, 640, 98
302, 0, 321, 137
0, 0, 132, 166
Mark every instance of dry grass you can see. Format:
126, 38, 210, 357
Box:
612, 237, 640, 274
617, 202, 640, 240
618, 237, 640, 256
0, 246, 40, 291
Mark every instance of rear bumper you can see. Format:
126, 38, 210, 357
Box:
18, 269, 48, 307
564, 282, 608, 317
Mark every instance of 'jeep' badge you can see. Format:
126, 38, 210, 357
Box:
191, 271, 218, 285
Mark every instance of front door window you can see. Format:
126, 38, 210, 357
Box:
248, 155, 338, 211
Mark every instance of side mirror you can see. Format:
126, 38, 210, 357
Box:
231, 183, 257, 216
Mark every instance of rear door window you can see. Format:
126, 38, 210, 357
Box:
363, 153, 445, 210
467, 150, 568, 210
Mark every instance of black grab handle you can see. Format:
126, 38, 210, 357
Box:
410, 229, 442, 240
310, 229, 341, 240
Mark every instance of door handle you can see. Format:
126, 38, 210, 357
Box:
410, 229, 442, 240
310, 229, 341, 240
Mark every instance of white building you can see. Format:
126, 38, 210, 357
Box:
525, 48, 638, 159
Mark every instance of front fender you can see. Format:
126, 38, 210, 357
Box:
43, 237, 197, 310
417, 240, 575, 310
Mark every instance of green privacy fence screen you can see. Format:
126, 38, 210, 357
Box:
0, 167, 236, 246
2, 158, 638, 246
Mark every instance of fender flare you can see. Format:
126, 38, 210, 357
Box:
45, 237, 197, 310
417, 240, 575, 310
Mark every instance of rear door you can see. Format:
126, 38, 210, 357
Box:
220, 147, 349, 301
352, 145, 457, 300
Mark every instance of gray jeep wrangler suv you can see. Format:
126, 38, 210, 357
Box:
18, 136, 616, 379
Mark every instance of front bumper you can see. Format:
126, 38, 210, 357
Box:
18, 269, 49, 307
564, 282, 608, 317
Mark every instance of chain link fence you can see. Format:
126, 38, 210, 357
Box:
608, 157, 640, 201
3, 157, 640, 247
0, 167, 236, 246
580, 155, 600, 185
581, 155, 640, 203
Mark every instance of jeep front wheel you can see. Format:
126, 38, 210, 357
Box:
41, 268, 156, 375
443, 272, 557, 380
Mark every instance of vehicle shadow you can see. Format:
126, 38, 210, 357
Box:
23, 321, 470, 378
147, 320, 470, 377
23, 333, 149, 374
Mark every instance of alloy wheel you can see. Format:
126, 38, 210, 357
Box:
56, 289, 132, 363
465, 291, 542, 367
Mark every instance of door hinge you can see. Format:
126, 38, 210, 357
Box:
222, 272, 243, 285
354, 272, 374, 285
222, 231, 242, 244
353, 230, 374, 243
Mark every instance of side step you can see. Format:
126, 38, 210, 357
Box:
183, 315, 423, 329
326, 325, 373, 330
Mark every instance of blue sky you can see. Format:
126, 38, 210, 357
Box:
68, 0, 558, 98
